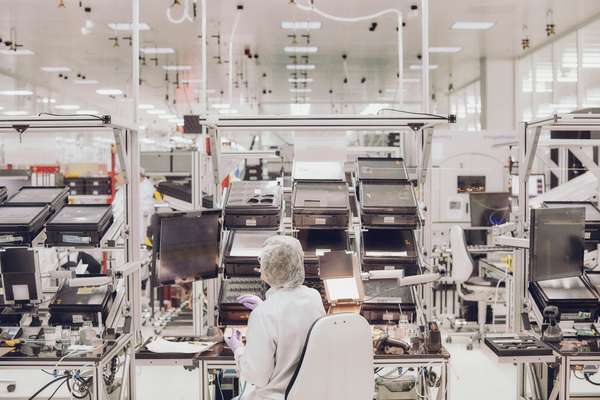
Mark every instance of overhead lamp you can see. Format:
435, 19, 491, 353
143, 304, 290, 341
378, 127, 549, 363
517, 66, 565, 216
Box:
96, 89, 123, 95
108, 22, 151, 31
181, 78, 202, 84
158, 114, 177, 119
163, 65, 192, 71
211, 103, 231, 109
409, 64, 439, 70
429, 47, 462, 53
284, 46, 318, 54
168, 118, 184, 124
74, 79, 99, 85
3, 111, 29, 116
290, 97, 311, 102
288, 78, 314, 83
147, 109, 166, 115
219, 109, 239, 115
290, 103, 311, 115
76, 110, 99, 115
281, 21, 321, 30
286, 64, 316, 70
140, 47, 175, 54
139, 104, 154, 110
0, 90, 33, 96
451, 21, 495, 30
0, 106, 4, 110
290, 88, 312, 93
55, 104, 80, 110
41, 66, 71, 72
0, 49, 34, 55
360, 103, 389, 115
37, 97, 56, 104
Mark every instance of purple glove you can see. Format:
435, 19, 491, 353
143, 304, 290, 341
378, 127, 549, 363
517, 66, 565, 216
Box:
237, 295, 263, 310
224, 329, 243, 353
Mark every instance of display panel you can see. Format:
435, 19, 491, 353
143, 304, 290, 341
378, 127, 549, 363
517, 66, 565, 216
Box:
0, 248, 41, 304
8, 187, 66, 204
469, 192, 511, 227
529, 207, 585, 282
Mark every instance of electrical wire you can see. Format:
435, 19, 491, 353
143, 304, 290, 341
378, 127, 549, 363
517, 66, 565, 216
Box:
584, 372, 600, 386
27, 376, 68, 400
47, 378, 68, 400
376, 108, 449, 120
38, 112, 104, 120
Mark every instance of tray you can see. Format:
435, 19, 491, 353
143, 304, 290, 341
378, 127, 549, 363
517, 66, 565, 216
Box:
292, 182, 350, 229
296, 229, 349, 277
0, 205, 52, 245
7, 186, 69, 212
484, 336, 554, 359
361, 280, 416, 324
356, 157, 408, 182
45, 205, 113, 247
49, 281, 114, 327
359, 182, 417, 227
223, 181, 281, 229
223, 230, 278, 277
218, 277, 267, 325
361, 229, 419, 274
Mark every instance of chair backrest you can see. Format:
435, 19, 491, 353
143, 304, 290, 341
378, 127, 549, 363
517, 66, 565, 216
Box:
449, 225, 476, 284
285, 313, 374, 400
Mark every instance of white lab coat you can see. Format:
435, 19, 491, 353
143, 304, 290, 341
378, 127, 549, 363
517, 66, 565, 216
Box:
234, 285, 326, 400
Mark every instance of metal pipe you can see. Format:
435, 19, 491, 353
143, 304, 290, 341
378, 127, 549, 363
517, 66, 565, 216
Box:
201, 0, 207, 114
398, 13, 404, 106
132, 0, 140, 126
421, 0, 430, 113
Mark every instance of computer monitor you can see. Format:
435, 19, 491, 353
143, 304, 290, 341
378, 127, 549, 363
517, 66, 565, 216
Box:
0, 248, 42, 305
529, 207, 585, 282
155, 209, 221, 284
469, 192, 511, 227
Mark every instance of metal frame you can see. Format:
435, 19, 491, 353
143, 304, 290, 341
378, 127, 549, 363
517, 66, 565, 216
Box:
0, 115, 141, 400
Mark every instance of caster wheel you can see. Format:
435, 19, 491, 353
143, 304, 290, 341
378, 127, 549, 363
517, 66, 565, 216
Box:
7, 384, 16, 393
466, 344, 473, 351
445, 337, 452, 344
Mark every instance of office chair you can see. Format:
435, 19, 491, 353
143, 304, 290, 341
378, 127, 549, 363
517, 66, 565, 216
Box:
285, 313, 374, 400
449, 225, 506, 348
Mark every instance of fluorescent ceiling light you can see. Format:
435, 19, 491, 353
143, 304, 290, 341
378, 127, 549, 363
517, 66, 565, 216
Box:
168, 118, 184, 124
108, 22, 151, 31
288, 78, 314, 83
451, 21, 495, 30
163, 65, 192, 71
287, 64, 316, 70
284, 46, 318, 54
290, 103, 311, 115
41, 66, 71, 72
0, 49, 34, 55
76, 110, 99, 115
147, 109, 166, 115
409, 64, 439, 70
55, 104, 80, 110
139, 104, 154, 110
3, 111, 29, 116
74, 79, 99, 85
96, 89, 123, 95
361, 103, 389, 115
0, 90, 33, 96
429, 47, 462, 53
158, 114, 177, 119
290, 97, 311, 101
211, 103, 231, 109
181, 78, 202, 84
281, 21, 321, 30
219, 109, 238, 115
290, 88, 312, 93
0, 106, 4, 110
141, 47, 175, 54
37, 97, 56, 104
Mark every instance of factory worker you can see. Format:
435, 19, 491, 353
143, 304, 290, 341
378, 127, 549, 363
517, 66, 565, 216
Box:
225, 236, 325, 400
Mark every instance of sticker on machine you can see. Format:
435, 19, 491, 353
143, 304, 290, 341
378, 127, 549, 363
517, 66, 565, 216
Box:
0, 235, 20, 243
63, 235, 92, 244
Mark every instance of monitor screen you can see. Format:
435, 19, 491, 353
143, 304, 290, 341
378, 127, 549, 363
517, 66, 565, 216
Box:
0, 248, 41, 304
158, 210, 220, 284
529, 207, 585, 282
469, 192, 511, 227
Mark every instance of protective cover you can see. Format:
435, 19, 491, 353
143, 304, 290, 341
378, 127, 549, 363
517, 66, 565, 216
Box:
45, 205, 113, 247
223, 181, 281, 229
359, 182, 417, 227
356, 158, 408, 182
292, 182, 350, 229
0, 205, 52, 245
223, 230, 278, 276
49, 281, 114, 327
7, 186, 69, 211
218, 277, 267, 325
361, 229, 418, 274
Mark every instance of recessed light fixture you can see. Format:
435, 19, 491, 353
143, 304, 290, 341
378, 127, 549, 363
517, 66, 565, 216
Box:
158, 114, 177, 119
211, 103, 231, 109
96, 89, 123, 95
290, 103, 311, 115
281, 21, 322, 30
0, 49, 34, 55
139, 104, 154, 110
140, 47, 175, 54
3, 111, 29, 116
146, 109, 166, 115
409, 64, 439, 70
284, 46, 318, 54
163, 65, 192, 71
74, 79, 99, 85
288, 78, 314, 83
55, 104, 80, 110
286, 64, 316, 70
181, 78, 202, 84
76, 110, 99, 115
108, 22, 151, 31
0, 90, 33, 96
168, 118, 184, 123
429, 47, 462, 53
219, 109, 239, 115
451, 21, 495, 30
37, 97, 56, 104
290, 88, 312, 93
41, 66, 71, 72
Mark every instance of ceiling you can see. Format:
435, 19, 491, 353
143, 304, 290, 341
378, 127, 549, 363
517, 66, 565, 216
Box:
0, 0, 599, 132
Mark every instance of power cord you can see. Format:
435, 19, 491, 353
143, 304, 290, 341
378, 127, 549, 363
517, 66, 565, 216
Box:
376, 108, 450, 120
38, 112, 104, 120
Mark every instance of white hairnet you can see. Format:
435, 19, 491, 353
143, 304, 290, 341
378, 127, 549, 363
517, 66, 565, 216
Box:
259, 236, 305, 288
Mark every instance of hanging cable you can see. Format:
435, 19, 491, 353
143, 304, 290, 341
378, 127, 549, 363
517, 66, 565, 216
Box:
228, 8, 242, 106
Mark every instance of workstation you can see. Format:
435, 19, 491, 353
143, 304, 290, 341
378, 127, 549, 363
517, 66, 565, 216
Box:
5, 1, 600, 399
